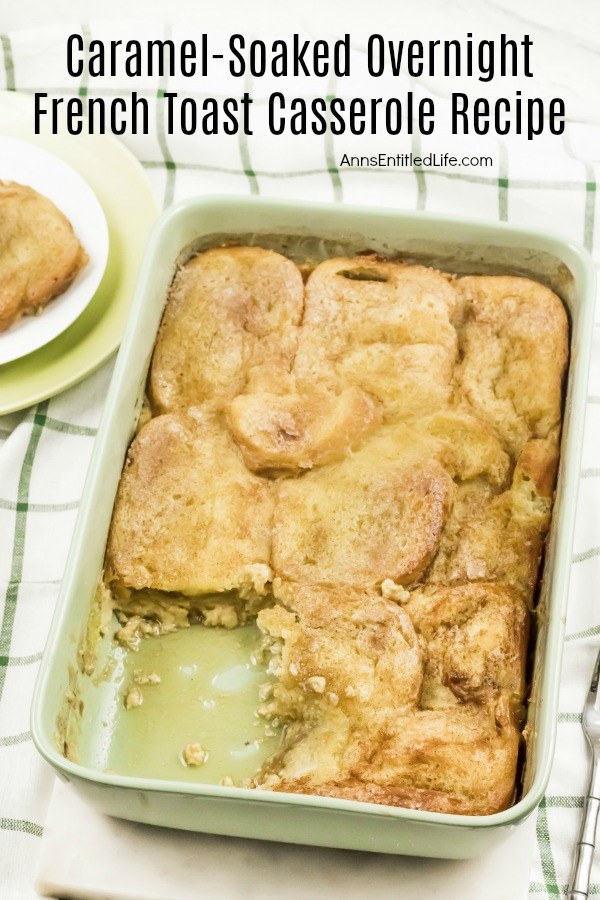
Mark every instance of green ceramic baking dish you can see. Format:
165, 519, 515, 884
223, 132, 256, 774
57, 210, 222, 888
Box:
31, 196, 595, 858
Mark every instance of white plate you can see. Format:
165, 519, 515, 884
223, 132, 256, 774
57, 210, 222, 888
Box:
0, 136, 109, 364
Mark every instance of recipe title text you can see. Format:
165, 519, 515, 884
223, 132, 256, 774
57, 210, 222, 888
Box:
33, 33, 566, 141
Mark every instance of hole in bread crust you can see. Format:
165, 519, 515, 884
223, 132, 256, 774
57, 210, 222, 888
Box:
337, 268, 389, 283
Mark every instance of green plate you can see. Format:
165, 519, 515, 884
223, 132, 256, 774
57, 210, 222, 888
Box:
0, 91, 158, 414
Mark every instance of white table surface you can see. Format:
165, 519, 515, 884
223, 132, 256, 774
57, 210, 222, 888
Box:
36, 780, 536, 900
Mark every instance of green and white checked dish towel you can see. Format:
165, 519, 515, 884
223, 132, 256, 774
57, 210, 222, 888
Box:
0, 23, 599, 900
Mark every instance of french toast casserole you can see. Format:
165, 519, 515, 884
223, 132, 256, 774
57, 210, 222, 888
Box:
103, 246, 568, 816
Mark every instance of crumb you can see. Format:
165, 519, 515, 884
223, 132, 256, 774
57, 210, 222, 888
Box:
133, 669, 161, 686
381, 579, 410, 603
124, 686, 143, 709
258, 682, 273, 701
304, 675, 326, 693
203, 603, 240, 629
182, 742, 208, 766
115, 616, 142, 650
115, 615, 161, 649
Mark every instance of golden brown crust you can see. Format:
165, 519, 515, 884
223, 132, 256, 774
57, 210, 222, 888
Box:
271, 780, 514, 816
105, 408, 273, 596
0, 181, 87, 332
425, 438, 557, 600
148, 247, 304, 414
272, 456, 454, 589
293, 257, 459, 421
404, 582, 529, 710
260, 580, 423, 714
515, 438, 559, 499
455, 275, 568, 456
263, 703, 519, 816
255, 581, 521, 815
226, 385, 382, 475
355, 705, 519, 814
417, 411, 510, 486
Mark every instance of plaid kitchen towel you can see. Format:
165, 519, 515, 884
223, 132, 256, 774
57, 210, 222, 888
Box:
0, 23, 599, 900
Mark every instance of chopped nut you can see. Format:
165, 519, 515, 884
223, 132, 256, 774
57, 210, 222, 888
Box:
133, 669, 161, 686
220, 775, 234, 786
304, 675, 326, 693
182, 742, 208, 766
124, 686, 143, 709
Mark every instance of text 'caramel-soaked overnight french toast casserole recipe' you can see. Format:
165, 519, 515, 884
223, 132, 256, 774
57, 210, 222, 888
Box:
102, 245, 568, 816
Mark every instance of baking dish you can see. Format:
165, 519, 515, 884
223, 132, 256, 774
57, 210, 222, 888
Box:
31, 197, 595, 858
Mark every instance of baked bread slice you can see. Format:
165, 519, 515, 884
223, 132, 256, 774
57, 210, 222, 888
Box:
259, 580, 423, 716
227, 385, 382, 475
256, 581, 423, 792
268, 706, 519, 816
404, 582, 529, 711
417, 410, 510, 486
105, 407, 274, 598
427, 437, 558, 599
0, 181, 87, 332
272, 448, 454, 589
149, 247, 304, 414
293, 256, 459, 421
455, 275, 568, 456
